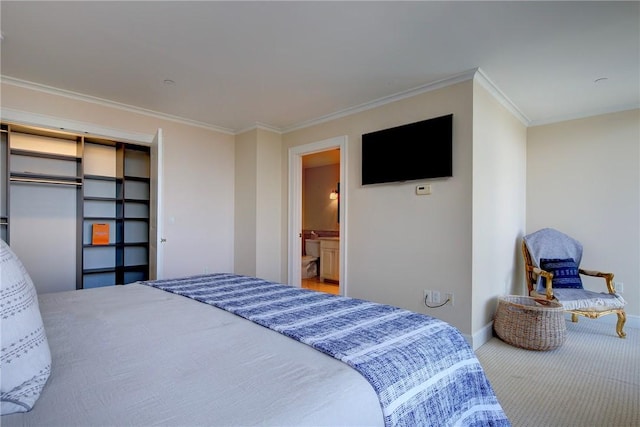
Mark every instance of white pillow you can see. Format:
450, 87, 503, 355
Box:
0, 239, 51, 414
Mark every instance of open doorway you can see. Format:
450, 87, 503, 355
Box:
301, 150, 340, 295
288, 136, 347, 295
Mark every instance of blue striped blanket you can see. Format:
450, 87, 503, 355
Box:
143, 274, 509, 427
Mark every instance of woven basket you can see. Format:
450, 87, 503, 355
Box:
493, 295, 566, 351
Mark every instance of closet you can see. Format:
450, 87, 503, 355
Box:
0, 123, 151, 293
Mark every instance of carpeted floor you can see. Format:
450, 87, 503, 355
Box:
476, 319, 639, 427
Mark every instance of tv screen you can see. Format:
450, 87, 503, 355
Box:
361, 114, 453, 185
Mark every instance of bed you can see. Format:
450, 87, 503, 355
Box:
1, 241, 509, 426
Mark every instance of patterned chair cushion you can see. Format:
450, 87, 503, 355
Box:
540, 258, 583, 289
553, 288, 626, 312
0, 239, 51, 414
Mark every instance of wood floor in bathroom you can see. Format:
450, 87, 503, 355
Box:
301, 277, 339, 295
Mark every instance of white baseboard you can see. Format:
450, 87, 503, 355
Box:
469, 322, 495, 350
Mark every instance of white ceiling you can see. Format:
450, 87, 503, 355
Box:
1, 1, 638, 133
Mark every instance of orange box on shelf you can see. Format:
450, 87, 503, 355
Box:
92, 223, 110, 245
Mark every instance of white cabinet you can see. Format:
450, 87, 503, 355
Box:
319, 238, 339, 282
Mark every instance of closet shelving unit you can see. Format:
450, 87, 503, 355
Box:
1, 122, 151, 290
82, 139, 151, 288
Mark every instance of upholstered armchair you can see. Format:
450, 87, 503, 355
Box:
522, 228, 626, 338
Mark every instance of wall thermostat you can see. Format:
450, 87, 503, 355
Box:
416, 184, 431, 195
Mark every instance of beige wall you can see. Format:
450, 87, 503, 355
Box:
5, 75, 635, 345
283, 80, 478, 336
472, 82, 527, 337
527, 109, 640, 321
234, 128, 282, 281
281, 76, 530, 344
303, 164, 340, 232
1, 82, 236, 279
234, 130, 258, 277
255, 128, 282, 281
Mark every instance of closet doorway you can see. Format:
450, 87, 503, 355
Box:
1, 113, 164, 291
288, 136, 347, 295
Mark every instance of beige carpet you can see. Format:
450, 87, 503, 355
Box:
476, 319, 639, 426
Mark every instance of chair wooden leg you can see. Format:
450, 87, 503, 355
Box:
616, 311, 627, 338
571, 313, 578, 323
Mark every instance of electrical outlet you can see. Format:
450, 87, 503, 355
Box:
615, 282, 624, 293
444, 292, 454, 307
423, 290, 432, 305
432, 291, 441, 304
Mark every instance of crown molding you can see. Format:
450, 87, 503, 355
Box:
474, 68, 530, 126
236, 122, 283, 135
528, 104, 639, 127
282, 68, 480, 133
10, 70, 621, 136
0, 75, 236, 135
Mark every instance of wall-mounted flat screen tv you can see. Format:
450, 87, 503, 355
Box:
361, 114, 453, 185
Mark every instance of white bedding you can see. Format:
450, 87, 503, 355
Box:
2, 284, 383, 426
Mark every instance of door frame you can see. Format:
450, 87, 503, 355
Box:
288, 135, 347, 294
0, 108, 164, 279
148, 128, 164, 280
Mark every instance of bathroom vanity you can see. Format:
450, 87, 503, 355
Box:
319, 238, 339, 283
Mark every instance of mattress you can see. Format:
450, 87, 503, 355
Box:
2, 284, 384, 426
143, 274, 509, 426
